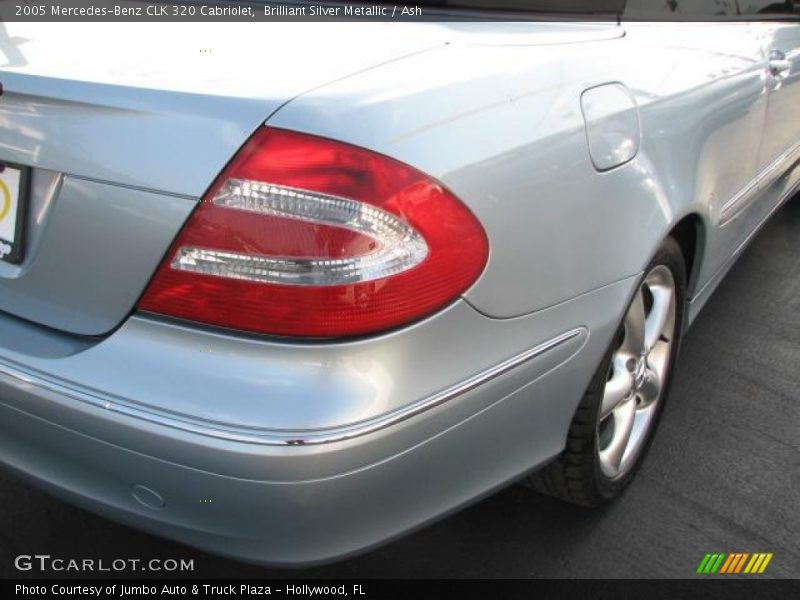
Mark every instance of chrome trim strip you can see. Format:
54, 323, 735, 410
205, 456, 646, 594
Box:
0, 328, 586, 446
691, 170, 800, 314
720, 140, 800, 226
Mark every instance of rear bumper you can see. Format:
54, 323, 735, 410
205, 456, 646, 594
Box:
0, 279, 635, 566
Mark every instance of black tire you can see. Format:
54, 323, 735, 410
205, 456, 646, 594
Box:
527, 237, 687, 507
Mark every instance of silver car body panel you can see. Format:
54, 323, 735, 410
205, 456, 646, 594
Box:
0, 277, 630, 564
0, 21, 626, 335
0, 22, 451, 196
0, 19, 798, 564
0, 284, 620, 438
0, 176, 195, 334
271, 22, 798, 319
0, 322, 586, 446
0, 22, 447, 334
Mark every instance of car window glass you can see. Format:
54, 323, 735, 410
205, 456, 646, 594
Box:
737, 1, 795, 15
624, 0, 738, 15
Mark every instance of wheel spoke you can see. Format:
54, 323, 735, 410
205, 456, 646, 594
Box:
596, 262, 678, 480
600, 355, 634, 420
622, 289, 646, 355
644, 285, 673, 353
599, 396, 637, 475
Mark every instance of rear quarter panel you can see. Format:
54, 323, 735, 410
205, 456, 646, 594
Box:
270, 22, 772, 318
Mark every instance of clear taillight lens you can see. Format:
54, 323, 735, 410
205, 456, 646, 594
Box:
174, 179, 429, 286
138, 128, 488, 337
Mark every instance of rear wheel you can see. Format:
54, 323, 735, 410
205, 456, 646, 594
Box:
528, 238, 686, 506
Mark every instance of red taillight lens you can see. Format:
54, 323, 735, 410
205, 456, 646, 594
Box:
138, 128, 488, 337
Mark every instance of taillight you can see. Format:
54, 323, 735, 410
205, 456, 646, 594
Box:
138, 128, 488, 337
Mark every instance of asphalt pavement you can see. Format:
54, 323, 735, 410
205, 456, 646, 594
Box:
1, 198, 798, 579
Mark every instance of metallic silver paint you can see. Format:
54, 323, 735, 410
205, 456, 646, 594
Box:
0, 177, 195, 334
269, 22, 790, 319
0, 23, 447, 196
0, 19, 798, 564
0, 277, 635, 563
0, 326, 585, 446
719, 139, 800, 225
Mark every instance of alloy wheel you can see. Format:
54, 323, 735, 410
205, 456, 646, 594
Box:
597, 265, 677, 479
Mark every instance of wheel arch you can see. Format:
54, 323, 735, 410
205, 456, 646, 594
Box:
667, 213, 706, 302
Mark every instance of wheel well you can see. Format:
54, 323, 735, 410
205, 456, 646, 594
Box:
668, 214, 703, 295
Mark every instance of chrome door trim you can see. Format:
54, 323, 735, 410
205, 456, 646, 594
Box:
720, 139, 800, 226
689, 172, 800, 326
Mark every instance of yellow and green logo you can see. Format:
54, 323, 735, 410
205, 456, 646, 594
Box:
696, 552, 773, 574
